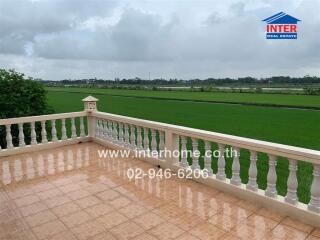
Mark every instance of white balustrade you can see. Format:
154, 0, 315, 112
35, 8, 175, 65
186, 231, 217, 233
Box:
143, 127, 149, 150
285, 159, 298, 205
204, 141, 213, 176
6, 124, 13, 149
130, 125, 136, 147
41, 121, 48, 144
231, 147, 241, 186
31, 122, 37, 145
137, 126, 143, 149
61, 118, 67, 140
180, 136, 188, 167
80, 117, 85, 137
118, 123, 124, 143
1, 97, 320, 227
71, 117, 77, 138
151, 129, 157, 152
18, 123, 25, 147
246, 151, 258, 191
112, 122, 118, 142
308, 164, 320, 213
124, 124, 130, 145
51, 120, 58, 142
265, 155, 277, 198
191, 138, 200, 170
216, 144, 226, 180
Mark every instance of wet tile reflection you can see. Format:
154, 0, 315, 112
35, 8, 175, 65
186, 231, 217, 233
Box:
0, 143, 318, 240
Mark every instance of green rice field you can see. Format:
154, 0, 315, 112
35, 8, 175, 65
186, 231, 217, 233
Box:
46, 88, 320, 203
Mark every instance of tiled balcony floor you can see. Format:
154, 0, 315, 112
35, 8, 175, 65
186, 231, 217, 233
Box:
0, 143, 319, 240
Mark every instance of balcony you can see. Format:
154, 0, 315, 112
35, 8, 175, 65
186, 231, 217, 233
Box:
0, 96, 319, 240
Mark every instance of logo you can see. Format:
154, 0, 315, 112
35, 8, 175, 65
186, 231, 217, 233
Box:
262, 12, 300, 39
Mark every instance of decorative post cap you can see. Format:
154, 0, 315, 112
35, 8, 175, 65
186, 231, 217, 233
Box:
82, 96, 98, 112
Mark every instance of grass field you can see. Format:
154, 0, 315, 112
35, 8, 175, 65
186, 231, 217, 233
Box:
47, 88, 320, 204
47, 87, 320, 109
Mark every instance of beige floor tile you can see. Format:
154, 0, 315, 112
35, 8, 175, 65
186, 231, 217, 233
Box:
269, 224, 308, 240
133, 212, 165, 230
110, 221, 145, 239
75, 195, 101, 209
282, 217, 314, 233
32, 219, 67, 240
132, 232, 158, 240
50, 230, 78, 240
84, 203, 114, 218
25, 209, 57, 227
52, 202, 81, 217
255, 208, 284, 222
96, 189, 120, 201
176, 233, 201, 240
44, 195, 71, 208
169, 212, 204, 231
148, 222, 185, 240
60, 210, 92, 228
109, 196, 132, 209
119, 203, 148, 218
66, 189, 91, 200
208, 212, 246, 231
312, 228, 320, 237
190, 222, 226, 240
19, 201, 48, 217
71, 220, 106, 240
1, 143, 315, 240
36, 188, 62, 200
98, 211, 128, 229
90, 231, 118, 240
14, 194, 40, 207
230, 223, 270, 240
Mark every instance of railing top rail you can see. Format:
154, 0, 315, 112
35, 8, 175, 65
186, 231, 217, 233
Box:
93, 111, 320, 164
0, 111, 87, 125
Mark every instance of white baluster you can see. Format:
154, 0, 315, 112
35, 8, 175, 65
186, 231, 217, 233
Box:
118, 123, 124, 144
130, 125, 136, 147
204, 141, 213, 176
31, 122, 37, 145
95, 119, 100, 138
80, 117, 85, 137
136, 126, 143, 149
180, 136, 188, 167
265, 155, 277, 198
143, 128, 149, 150
191, 138, 200, 170
231, 147, 241, 186
246, 151, 258, 191
103, 120, 108, 139
308, 164, 320, 213
18, 123, 25, 147
112, 122, 118, 142
61, 118, 67, 140
41, 121, 48, 143
51, 120, 58, 142
71, 117, 77, 138
124, 124, 130, 145
151, 129, 157, 152
159, 131, 165, 158
216, 144, 226, 180
285, 159, 298, 205
5, 124, 13, 149
107, 120, 112, 139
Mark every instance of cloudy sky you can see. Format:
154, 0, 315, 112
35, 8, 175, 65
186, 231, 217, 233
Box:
0, 0, 319, 80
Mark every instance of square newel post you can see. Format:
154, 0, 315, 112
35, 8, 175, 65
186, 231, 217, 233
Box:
164, 130, 179, 170
82, 96, 98, 139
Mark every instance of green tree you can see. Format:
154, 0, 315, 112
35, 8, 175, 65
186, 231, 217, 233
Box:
0, 69, 53, 147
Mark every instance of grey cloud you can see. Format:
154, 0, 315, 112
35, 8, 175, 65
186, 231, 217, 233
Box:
0, 0, 319, 79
